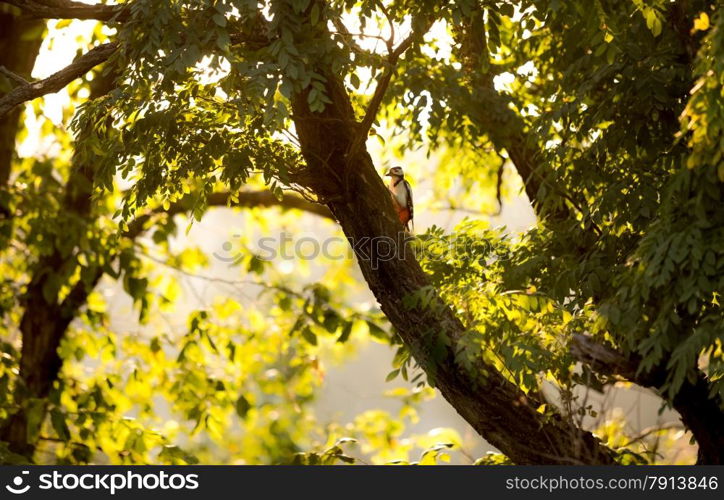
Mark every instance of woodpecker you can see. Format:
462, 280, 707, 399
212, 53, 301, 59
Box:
385, 166, 414, 231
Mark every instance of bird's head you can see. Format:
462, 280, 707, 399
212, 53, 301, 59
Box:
385, 166, 404, 178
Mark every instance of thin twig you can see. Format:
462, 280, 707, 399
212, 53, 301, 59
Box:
0, 65, 30, 86
620, 422, 684, 449
374, 0, 395, 51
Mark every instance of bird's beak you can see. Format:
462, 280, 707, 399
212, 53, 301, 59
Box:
384, 169, 392, 177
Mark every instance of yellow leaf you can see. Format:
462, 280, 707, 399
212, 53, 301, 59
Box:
693, 12, 710, 32
562, 310, 573, 324
216, 299, 241, 319
87, 292, 106, 313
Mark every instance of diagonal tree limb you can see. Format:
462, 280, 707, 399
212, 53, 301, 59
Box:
570, 334, 641, 382
291, 71, 617, 463
452, 7, 591, 225
0, 41, 118, 118
0, 26, 273, 119
330, 17, 377, 61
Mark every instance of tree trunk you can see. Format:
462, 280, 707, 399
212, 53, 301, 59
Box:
675, 377, 724, 465
0, 12, 44, 223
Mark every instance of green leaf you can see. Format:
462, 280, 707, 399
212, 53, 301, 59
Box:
499, 4, 514, 17
367, 321, 388, 340
159, 445, 199, 465
385, 369, 400, 382
322, 311, 340, 333
212, 14, 227, 27
25, 399, 45, 444
235, 395, 251, 419
337, 322, 353, 343
301, 326, 318, 345
310, 3, 320, 25
50, 409, 71, 441
216, 31, 230, 52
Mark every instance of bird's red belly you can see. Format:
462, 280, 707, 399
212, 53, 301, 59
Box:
397, 208, 411, 224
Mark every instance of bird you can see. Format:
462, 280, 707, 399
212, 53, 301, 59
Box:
384, 166, 414, 231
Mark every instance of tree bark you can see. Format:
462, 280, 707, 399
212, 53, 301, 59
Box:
1, 0, 129, 22
674, 377, 724, 465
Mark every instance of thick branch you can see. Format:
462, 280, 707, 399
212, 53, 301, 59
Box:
570, 334, 641, 382
0, 42, 117, 118
330, 17, 376, 60
0, 0, 129, 22
124, 190, 333, 240
452, 8, 577, 221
